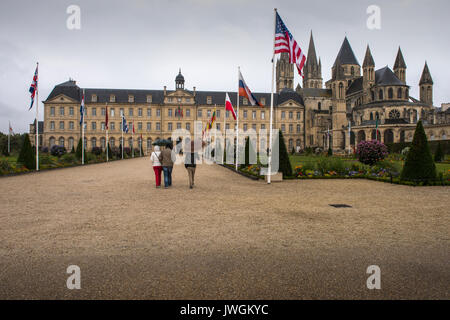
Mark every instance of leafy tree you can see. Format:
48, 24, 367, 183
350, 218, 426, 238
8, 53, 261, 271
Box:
17, 134, 35, 169
278, 130, 293, 177
400, 121, 436, 182
434, 141, 444, 163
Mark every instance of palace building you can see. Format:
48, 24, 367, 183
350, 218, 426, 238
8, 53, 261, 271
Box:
31, 34, 450, 153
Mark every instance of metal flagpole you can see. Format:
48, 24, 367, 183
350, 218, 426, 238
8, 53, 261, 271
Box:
82, 89, 85, 165
236, 67, 240, 171
214, 105, 217, 163
348, 121, 351, 154
268, 8, 277, 184
106, 104, 109, 162
132, 122, 134, 158
223, 98, 227, 164
36, 63, 39, 171
8, 124, 10, 154
121, 115, 124, 160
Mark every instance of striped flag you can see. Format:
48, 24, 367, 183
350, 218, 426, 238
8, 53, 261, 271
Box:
122, 115, 129, 133
29, 65, 38, 110
9, 121, 14, 135
225, 93, 237, 120
274, 12, 306, 77
239, 71, 261, 107
80, 91, 85, 126
105, 105, 109, 130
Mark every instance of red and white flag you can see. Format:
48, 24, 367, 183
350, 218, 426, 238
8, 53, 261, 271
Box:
105, 105, 109, 130
9, 121, 14, 135
274, 12, 306, 77
225, 93, 237, 120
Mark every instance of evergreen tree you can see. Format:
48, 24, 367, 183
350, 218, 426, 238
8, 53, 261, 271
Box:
107, 142, 113, 160
17, 134, 35, 169
278, 130, 293, 177
434, 141, 444, 163
400, 121, 437, 182
328, 147, 333, 157
244, 137, 250, 167
71, 145, 75, 154
75, 138, 83, 159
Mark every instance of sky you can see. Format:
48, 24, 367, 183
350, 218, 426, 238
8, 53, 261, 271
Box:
1, 0, 449, 133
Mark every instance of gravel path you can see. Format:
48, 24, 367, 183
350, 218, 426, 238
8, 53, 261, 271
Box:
0, 157, 448, 299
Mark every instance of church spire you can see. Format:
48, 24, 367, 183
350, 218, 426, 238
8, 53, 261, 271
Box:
303, 31, 323, 89
419, 61, 433, 85
394, 47, 407, 69
362, 45, 375, 68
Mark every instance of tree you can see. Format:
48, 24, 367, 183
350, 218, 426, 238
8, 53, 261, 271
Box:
278, 130, 293, 177
400, 121, 437, 182
75, 138, 83, 160
17, 134, 35, 169
107, 142, 113, 160
434, 141, 444, 163
244, 137, 250, 167
71, 145, 75, 154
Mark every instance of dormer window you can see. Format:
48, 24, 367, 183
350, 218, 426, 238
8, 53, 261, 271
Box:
110, 95, 116, 103
128, 95, 134, 103
260, 98, 266, 106
243, 98, 248, 105
91, 94, 97, 102
206, 96, 212, 105
147, 95, 152, 103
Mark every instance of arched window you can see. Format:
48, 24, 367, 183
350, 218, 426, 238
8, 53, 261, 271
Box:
371, 90, 375, 101
288, 139, 293, 150
388, 88, 393, 99
49, 137, 55, 147
128, 137, 133, 148
398, 88, 402, 99
405, 89, 409, 99
110, 137, 115, 148
430, 132, 435, 141
147, 138, 153, 150
339, 83, 344, 99
379, 89, 384, 100
351, 66, 355, 76
59, 137, 65, 147
441, 131, 447, 140
370, 112, 374, 121
91, 137, 97, 148
375, 112, 380, 120
427, 87, 432, 102
100, 137, 106, 149
68, 137, 74, 151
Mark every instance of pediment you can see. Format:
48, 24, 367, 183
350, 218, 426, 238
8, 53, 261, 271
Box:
45, 94, 79, 104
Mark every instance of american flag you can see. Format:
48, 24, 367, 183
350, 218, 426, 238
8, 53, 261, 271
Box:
29, 64, 38, 110
274, 12, 306, 77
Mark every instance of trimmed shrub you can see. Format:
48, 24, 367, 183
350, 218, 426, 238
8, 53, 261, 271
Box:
0, 159, 13, 174
356, 140, 388, 165
401, 121, 436, 182
76, 138, 83, 160
60, 153, 77, 164
91, 146, 103, 156
434, 141, 444, 163
70, 146, 75, 154
107, 143, 113, 160
17, 134, 36, 170
278, 130, 293, 177
50, 145, 66, 157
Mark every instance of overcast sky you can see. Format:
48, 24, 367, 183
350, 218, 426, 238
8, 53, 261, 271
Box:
1, 0, 449, 133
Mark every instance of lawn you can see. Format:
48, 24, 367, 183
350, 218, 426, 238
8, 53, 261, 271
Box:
290, 155, 449, 175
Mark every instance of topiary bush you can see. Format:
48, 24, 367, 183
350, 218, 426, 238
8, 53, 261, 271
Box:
17, 133, 36, 170
91, 146, 102, 156
50, 145, 66, 157
76, 138, 83, 160
356, 140, 388, 166
278, 130, 293, 177
401, 121, 436, 182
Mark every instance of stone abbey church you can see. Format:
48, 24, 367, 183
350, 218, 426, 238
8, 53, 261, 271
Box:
32, 34, 450, 153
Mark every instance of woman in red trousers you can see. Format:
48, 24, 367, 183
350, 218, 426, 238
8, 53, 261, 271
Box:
150, 145, 163, 188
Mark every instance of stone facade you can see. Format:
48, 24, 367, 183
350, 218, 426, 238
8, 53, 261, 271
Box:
32, 35, 450, 153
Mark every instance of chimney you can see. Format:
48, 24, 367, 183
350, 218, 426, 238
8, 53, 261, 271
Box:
193, 86, 196, 96
164, 86, 167, 96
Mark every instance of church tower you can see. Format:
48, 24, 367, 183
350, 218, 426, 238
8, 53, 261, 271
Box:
419, 62, 433, 105
303, 32, 323, 89
276, 52, 294, 92
394, 47, 407, 83
362, 45, 375, 104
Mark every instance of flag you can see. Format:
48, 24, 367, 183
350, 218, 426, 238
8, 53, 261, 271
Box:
239, 71, 261, 107
208, 109, 216, 130
225, 93, 237, 120
29, 65, 38, 110
9, 121, 14, 135
122, 116, 129, 133
80, 91, 85, 126
105, 105, 109, 130
275, 12, 306, 77
175, 106, 183, 118
132, 121, 135, 134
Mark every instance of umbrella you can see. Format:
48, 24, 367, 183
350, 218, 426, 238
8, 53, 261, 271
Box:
152, 139, 172, 147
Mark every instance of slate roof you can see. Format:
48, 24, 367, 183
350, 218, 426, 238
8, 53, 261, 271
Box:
298, 88, 332, 98
375, 67, 405, 86
333, 37, 360, 67
346, 77, 363, 95
45, 80, 305, 107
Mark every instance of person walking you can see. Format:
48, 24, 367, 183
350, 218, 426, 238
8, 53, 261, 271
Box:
161, 143, 175, 188
184, 138, 199, 189
150, 145, 163, 188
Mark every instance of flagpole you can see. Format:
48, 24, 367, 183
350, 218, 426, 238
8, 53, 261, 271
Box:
106, 104, 109, 162
214, 105, 217, 163
236, 67, 240, 171
35, 62, 39, 171
348, 121, 351, 155
82, 89, 85, 165
268, 8, 277, 184
223, 97, 227, 164
132, 122, 134, 158
121, 115, 124, 160
8, 123, 10, 154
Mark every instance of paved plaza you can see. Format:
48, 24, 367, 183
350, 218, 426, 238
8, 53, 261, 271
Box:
0, 157, 448, 299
